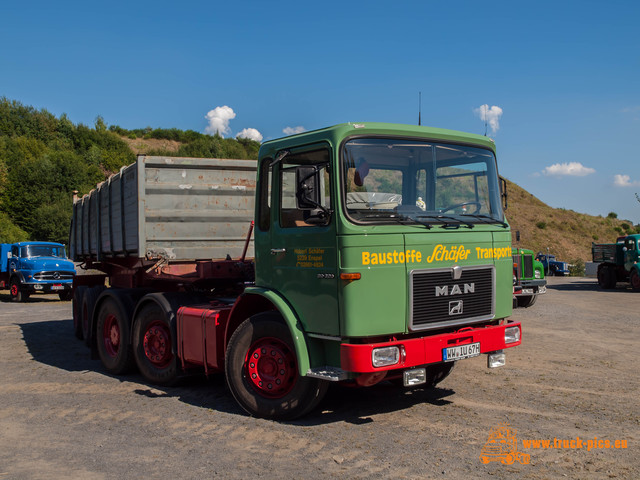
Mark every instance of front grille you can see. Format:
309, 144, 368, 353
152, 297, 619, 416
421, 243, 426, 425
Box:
410, 266, 495, 331
523, 254, 534, 278
33, 271, 74, 281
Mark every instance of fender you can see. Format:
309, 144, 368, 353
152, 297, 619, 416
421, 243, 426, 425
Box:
230, 286, 311, 376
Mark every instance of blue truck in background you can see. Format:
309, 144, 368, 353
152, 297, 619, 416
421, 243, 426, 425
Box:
535, 253, 570, 276
1, 242, 76, 301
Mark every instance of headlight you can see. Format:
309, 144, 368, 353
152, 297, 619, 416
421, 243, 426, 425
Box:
505, 326, 521, 344
535, 270, 541, 279
372, 346, 400, 367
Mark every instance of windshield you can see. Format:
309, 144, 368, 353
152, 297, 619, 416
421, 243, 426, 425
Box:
21, 245, 67, 258
342, 138, 504, 226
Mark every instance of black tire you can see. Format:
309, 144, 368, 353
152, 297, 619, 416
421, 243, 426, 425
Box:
630, 269, 640, 292
225, 312, 328, 420
10, 278, 28, 302
133, 302, 178, 386
72, 286, 88, 340
95, 297, 134, 375
82, 286, 105, 347
516, 295, 537, 308
425, 362, 455, 387
58, 291, 73, 301
598, 266, 614, 289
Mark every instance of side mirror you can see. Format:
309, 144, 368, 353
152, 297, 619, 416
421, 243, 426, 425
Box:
500, 176, 508, 211
296, 166, 321, 209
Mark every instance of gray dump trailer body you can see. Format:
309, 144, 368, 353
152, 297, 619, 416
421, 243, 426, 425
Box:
70, 156, 257, 263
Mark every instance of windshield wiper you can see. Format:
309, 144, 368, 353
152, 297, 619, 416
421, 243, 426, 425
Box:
462, 214, 509, 228
415, 214, 474, 229
360, 213, 432, 229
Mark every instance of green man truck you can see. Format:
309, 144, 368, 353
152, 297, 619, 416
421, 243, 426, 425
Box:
592, 234, 640, 291
70, 122, 522, 420
512, 247, 546, 307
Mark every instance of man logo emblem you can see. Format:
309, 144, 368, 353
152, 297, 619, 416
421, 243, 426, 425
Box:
449, 300, 463, 315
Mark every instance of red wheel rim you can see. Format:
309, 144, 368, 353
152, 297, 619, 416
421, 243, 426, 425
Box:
245, 337, 297, 398
10, 284, 18, 297
102, 314, 120, 358
143, 321, 172, 368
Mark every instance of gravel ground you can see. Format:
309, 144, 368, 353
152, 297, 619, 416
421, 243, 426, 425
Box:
0, 276, 638, 479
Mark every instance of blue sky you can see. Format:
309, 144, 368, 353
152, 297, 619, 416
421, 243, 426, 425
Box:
2, 0, 639, 224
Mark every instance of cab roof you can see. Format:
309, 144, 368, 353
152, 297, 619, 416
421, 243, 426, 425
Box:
260, 122, 496, 159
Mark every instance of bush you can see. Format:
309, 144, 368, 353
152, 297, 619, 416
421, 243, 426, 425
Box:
621, 223, 631, 231
607, 212, 618, 219
536, 221, 547, 229
569, 258, 585, 277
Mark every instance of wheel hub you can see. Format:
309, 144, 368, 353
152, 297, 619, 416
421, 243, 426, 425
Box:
143, 323, 172, 367
103, 314, 120, 357
245, 338, 296, 398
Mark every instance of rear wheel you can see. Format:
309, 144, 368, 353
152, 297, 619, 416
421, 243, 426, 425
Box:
225, 312, 328, 420
96, 297, 134, 374
10, 278, 28, 302
598, 266, 615, 289
72, 286, 88, 339
82, 286, 104, 347
630, 269, 640, 292
133, 302, 178, 386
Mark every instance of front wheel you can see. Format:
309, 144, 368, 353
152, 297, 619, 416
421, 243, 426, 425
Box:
630, 269, 640, 292
225, 312, 328, 420
516, 295, 537, 308
133, 302, 178, 386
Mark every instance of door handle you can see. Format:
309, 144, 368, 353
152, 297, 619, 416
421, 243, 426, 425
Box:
270, 248, 286, 255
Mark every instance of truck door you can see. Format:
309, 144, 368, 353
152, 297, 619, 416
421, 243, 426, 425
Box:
263, 146, 340, 336
624, 237, 637, 272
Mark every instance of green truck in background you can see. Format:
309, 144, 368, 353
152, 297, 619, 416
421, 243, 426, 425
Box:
70, 122, 522, 420
512, 247, 546, 307
592, 234, 640, 291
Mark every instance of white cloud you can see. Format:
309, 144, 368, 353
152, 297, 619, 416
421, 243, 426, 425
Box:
473, 104, 503, 134
236, 128, 263, 142
613, 174, 640, 187
283, 126, 306, 136
204, 106, 236, 136
542, 162, 596, 177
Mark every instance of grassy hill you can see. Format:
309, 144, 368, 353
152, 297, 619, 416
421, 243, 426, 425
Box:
505, 179, 637, 264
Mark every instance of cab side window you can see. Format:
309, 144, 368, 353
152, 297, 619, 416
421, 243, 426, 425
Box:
279, 149, 331, 228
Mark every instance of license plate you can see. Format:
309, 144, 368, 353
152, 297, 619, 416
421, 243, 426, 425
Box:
521, 288, 534, 294
443, 342, 480, 362
51, 285, 64, 290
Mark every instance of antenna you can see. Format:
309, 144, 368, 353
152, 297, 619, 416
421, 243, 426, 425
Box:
418, 92, 422, 126
484, 105, 488, 136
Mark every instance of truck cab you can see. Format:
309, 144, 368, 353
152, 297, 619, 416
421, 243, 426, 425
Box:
535, 253, 569, 276
1, 241, 76, 301
250, 123, 519, 391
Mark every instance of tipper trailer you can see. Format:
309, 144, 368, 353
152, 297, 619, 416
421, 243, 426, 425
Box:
70, 122, 522, 419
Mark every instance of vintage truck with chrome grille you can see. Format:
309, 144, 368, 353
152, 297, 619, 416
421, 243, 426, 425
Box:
512, 247, 546, 307
70, 123, 522, 420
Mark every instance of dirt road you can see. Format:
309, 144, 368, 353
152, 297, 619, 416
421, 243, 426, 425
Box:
0, 277, 638, 479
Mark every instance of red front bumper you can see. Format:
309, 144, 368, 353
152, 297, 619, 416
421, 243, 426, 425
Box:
340, 320, 521, 373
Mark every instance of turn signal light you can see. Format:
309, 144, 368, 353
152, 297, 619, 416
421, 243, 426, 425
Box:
340, 273, 361, 281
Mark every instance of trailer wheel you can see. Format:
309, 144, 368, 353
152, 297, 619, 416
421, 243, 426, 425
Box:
225, 312, 328, 420
516, 295, 537, 308
10, 278, 28, 302
72, 286, 88, 339
82, 286, 105, 347
96, 297, 134, 375
133, 303, 178, 386
631, 269, 640, 292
